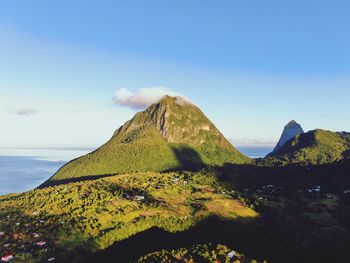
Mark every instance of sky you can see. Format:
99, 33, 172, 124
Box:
0, 0, 349, 148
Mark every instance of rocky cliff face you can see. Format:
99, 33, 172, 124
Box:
116, 96, 229, 148
273, 120, 304, 153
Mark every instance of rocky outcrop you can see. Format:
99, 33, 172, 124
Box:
272, 120, 304, 153
114, 95, 237, 148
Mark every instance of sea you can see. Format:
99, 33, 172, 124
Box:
0, 146, 272, 195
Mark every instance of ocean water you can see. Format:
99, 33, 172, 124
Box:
237, 146, 273, 159
0, 148, 93, 195
0, 147, 272, 196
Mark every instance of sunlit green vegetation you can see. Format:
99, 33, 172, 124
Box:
2, 162, 350, 262
266, 129, 350, 165
0, 170, 257, 262
137, 243, 265, 263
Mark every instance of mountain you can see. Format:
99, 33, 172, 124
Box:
272, 120, 304, 153
268, 129, 350, 164
44, 96, 249, 186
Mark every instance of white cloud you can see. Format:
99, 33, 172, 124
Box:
13, 108, 39, 116
112, 87, 187, 110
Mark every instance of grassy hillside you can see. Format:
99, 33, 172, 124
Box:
46, 127, 180, 184
267, 129, 350, 165
0, 170, 256, 262
45, 96, 249, 185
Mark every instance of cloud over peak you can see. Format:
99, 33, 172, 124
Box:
112, 87, 187, 110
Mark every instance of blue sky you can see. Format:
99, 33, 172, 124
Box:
0, 0, 349, 148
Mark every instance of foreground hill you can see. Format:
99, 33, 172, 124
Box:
2, 164, 350, 262
0, 170, 256, 262
0, 164, 350, 263
267, 129, 350, 165
44, 96, 249, 186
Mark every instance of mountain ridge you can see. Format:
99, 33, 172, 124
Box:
267, 129, 350, 164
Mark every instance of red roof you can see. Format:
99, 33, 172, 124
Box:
1, 254, 13, 261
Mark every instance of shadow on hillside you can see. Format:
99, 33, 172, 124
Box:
0, 207, 97, 262
85, 216, 265, 263
33, 160, 350, 262
218, 161, 350, 193
83, 158, 350, 263
171, 146, 205, 171
38, 173, 117, 188
343, 149, 350, 158
85, 209, 350, 263
39, 146, 205, 188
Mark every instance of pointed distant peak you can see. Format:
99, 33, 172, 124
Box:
285, 120, 301, 128
287, 120, 297, 125
271, 120, 304, 153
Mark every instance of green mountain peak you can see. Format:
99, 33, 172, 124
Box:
117, 95, 228, 147
43, 96, 249, 186
268, 128, 350, 164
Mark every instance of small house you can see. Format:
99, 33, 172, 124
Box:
262, 184, 274, 189
172, 178, 180, 183
35, 241, 47, 247
1, 254, 14, 262
308, 186, 321, 194
227, 250, 238, 259
134, 195, 145, 201
325, 194, 334, 199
